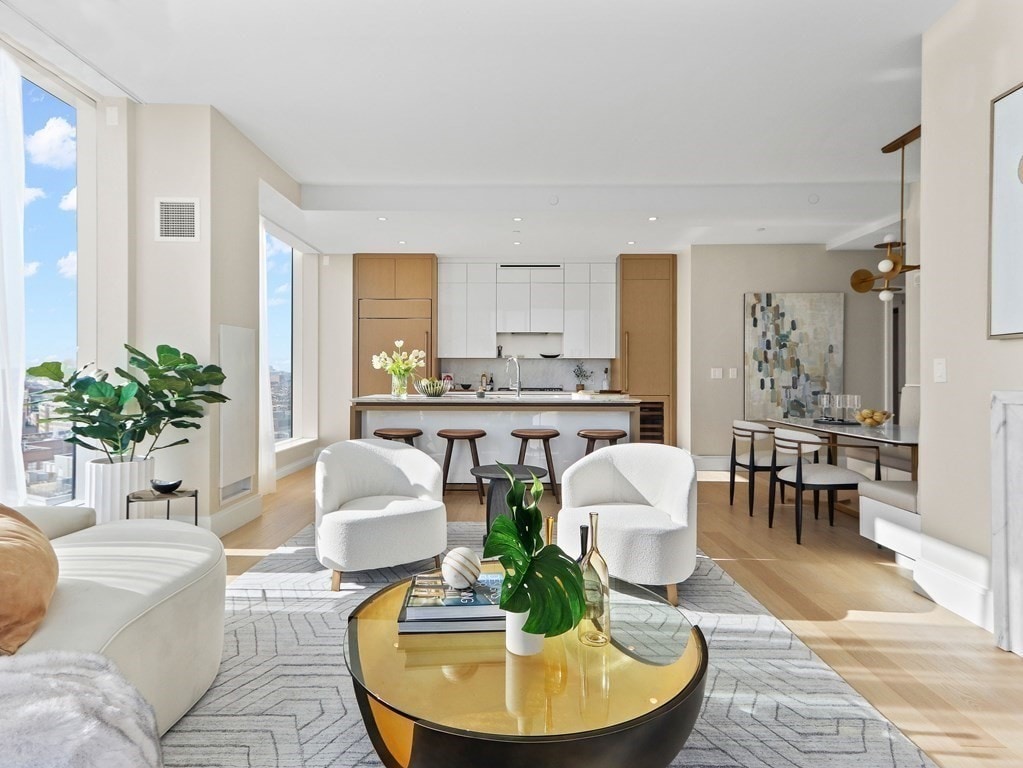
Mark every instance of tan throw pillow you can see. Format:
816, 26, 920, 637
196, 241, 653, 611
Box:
0, 504, 59, 654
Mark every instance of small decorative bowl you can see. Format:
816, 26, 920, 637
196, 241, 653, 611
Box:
854, 409, 892, 428
414, 378, 452, 397
457, 383, 472, 391
151, 479, 182, 494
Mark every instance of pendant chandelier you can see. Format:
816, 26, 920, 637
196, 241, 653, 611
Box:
850, 126, 921, 302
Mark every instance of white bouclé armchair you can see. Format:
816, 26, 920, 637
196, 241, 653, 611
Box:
315, 439, 448, 590
556, 443, 698, 606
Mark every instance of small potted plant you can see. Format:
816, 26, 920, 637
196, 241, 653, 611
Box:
371, 340, 426, 399
572, 362, 593, 392
27, 344, 228, 523
483, 464, 585, 655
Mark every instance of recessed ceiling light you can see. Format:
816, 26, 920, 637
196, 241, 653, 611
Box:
513, 241, 521, 246
647, 216, 658, 222
398, 240, 406, 245
627, 241, 636, 245
513, 217, 523, 222
377, 216, 388, 221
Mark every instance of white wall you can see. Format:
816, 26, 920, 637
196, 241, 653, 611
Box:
916, 0, 1023, 627
682, 244, 887, 457
132, 105, 214, 516
317, 254, 355, 448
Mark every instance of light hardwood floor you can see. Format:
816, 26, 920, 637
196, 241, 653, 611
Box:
222, 466, 1023, 768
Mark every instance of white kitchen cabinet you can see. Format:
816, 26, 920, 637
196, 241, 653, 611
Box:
589, 281, 617, 357
496, 282, 530, 332
437, 280, 468, 358
590, 263, 616, 283
563, 282, 589, 357
564, 263, 590, 283
466, 264, 497, 357
530, 282, 564, 332
439, 263, 498, 357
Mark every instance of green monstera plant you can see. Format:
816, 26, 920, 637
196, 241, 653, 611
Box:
482, 464, 586, 637
27, 343, 228, 463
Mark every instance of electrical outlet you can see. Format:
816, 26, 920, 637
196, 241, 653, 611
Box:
728, 367, 737, 379
933, 358, 948, 383
710, 368, 722, 380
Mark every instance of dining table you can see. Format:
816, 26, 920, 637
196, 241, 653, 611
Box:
766, 417, 920, 480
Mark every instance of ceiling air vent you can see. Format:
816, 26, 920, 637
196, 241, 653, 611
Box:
155, 198, 200, 241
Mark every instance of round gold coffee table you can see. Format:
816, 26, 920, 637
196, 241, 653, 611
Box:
344, 568, 708, 768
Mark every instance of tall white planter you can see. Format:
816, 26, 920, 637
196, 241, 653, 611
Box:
505, 608, 544, 656
87, 457, 155, 524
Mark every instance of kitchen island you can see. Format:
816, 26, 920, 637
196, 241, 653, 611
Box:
351, 393, 641, 484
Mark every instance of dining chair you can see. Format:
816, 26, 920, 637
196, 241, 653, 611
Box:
768, 428, 880, 544
729, 420, 794, 516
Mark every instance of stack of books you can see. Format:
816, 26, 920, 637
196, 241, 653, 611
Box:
397, 571, 506, 634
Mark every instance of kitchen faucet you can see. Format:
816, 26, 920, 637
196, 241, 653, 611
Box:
505, 356, 521, 399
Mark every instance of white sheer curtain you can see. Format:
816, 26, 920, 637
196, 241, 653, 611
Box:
0, 51, 26, 506
257, 218, 277, 494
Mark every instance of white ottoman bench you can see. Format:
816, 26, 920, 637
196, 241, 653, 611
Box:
858, 480, 920, 564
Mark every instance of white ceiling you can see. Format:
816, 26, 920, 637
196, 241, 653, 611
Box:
2, 0, 950, 256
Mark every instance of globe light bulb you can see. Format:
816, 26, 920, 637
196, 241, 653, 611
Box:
879, 289, 895, 302
878, 258, 895, 274
883, 234, 896, 244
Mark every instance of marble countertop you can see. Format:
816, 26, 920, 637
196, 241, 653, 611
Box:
352, 393, 641, 406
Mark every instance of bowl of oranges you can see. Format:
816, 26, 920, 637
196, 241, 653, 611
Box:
854, 408, 892, 428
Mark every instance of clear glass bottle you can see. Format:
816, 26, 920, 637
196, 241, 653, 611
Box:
577, 512, 610, 646
577, 525, 589, 563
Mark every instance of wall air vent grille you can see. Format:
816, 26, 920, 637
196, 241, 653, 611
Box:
155, 198, 200, 241
498, 263, 562, 269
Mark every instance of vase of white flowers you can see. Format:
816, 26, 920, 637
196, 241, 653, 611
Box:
371, 340, 426, 399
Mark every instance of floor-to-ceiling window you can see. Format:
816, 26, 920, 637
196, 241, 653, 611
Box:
21, 78, 77, 504
264, 230, 293, 441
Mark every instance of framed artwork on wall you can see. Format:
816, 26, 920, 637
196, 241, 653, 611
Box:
990, 81, 1023, 339
743, 292, 844, 420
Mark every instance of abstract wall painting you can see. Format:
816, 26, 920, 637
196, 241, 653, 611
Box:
743, 292, 844, 419
990, 81, 1023, 338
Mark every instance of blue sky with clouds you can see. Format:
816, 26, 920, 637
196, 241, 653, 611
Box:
265, 231, 293, 372
22, 78, 77, 366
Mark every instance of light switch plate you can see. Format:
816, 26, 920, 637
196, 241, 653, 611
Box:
711, 368, 722, 380
933, 357, 948, 383
728, 367, 737, 379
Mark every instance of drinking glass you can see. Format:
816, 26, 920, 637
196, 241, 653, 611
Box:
847, 395, 861, 421
818, 393, 831, 419
834, 394, 849, 421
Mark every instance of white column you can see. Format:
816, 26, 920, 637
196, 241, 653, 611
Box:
991, 391, 1023, 656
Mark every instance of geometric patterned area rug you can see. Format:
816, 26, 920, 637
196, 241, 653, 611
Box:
162, 523, 936, 768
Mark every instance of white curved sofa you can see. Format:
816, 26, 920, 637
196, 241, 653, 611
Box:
315, 439, 447, 590
556, 443, 698, 605
16, 506, 226, 735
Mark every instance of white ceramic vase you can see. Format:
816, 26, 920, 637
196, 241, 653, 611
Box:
87, 457, 155, 524
505, 608, 544, 656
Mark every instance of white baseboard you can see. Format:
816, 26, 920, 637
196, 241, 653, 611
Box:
694, 455, 730, 471
913, 535, 994, 631
209, 494, 263, 538
276, 453, 316, 480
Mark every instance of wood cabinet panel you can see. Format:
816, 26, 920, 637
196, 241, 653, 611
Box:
357, 258, 396, 298
359, 299, 432, 319
615, 254, 676, 444
395, 257, 435, 299
358, 318, 432, 396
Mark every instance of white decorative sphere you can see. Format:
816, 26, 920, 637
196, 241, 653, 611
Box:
879, 289, 895, 303
877, 258, 895, 274
441, 547, 482, 589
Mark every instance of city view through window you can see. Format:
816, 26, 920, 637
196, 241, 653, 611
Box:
265, 231, 293, 440
21, 79, 78, 504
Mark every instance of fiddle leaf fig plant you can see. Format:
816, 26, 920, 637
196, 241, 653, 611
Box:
483, 463, 585, 637
27, 343, 228, 463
